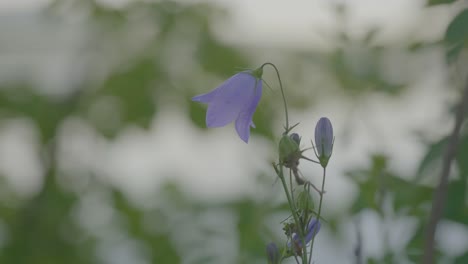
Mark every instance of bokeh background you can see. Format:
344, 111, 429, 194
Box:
0, 0, 467, 263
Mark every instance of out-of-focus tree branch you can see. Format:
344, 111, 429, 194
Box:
422, 75, 468, 264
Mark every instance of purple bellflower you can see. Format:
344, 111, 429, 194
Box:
192, 69, 263, 143
291, 218, 321, 248
314, 117, 334, 167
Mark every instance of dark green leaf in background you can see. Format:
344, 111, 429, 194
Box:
444, 8, 468, 63
427, 0, 457, 6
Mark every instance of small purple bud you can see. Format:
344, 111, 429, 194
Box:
266, 242, 280, 264
314, 117, 333, 167
290, 133, 301, 145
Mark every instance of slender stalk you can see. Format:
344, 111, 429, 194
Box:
288, 169, 302, 262
301, 155, 320, 164
261, 62, 290, 132
290, 169, 297, 212
293, 254, 300, 264
422, 75, 468, 263
354, 219, 362, 264
308, 167, 327, 264
274, 164, 308, 263
303, 183, 313, 243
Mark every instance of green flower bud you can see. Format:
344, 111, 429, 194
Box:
279, 135, 300, 165
296, 189, 314, 212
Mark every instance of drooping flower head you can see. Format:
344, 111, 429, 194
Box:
314, 117, 334, 167
266, 242, 280, 264
192, 68, 263, 143
289, 218, 321, 254
301, 218, 321, 245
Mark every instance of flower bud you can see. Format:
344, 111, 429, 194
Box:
296, 189, 314, 212
279, 135, 300, 165
314, 117, 333, 167
287, 218, 321, 256
290, 133, 301, 145
266, 242, 280, 264
290, 218, 321, 248
303, 218, 321, 244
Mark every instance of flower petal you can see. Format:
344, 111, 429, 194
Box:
205, 72, 258, 128
235, 80, 262, 142
303, 219, 321, 244
289, 218, 321, 248
192, 89, 217, 103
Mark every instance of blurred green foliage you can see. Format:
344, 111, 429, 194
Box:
0, 0, 467, 263
427, 0, 457, 6
445, 9, 468, 63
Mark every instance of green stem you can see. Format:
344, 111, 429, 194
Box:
261, 62, 289, 133
289, 169, 296, 214
274, 164, 308, 263
308, 167, 326, 264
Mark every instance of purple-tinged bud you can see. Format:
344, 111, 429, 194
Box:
279, 135, 300, 165
302, 218, 321, 244
314, 117, 333, 167
266, 242, 280, 264
290, 218, 321, 248
287, 218, 321, 256
290, 133, 301, 145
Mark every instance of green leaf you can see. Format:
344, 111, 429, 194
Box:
415, 137, 448, 182
88, 59, 159, 137
112, 188, 181, 263
328, 47, 405, 96
387, 175, 433, 215
427, 0, 457, 6
445, 8, 468, 63
189, 96, 210, 129
196, 30, 248, 76
234, 200, 269, 260
0, 86, 80, 142
349, 155, 387, 213
454, 251, 468, 264
406, 224, 424, 262
457, 133, 468, 181
296, 189, 315, 213
444, 179, 468, 223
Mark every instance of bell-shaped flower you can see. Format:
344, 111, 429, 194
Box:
291, 218, 321, 247
288, 218, 320, 254
192, 69, 263, 143
266, 242, 280, 264
314, 117, 334, 167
